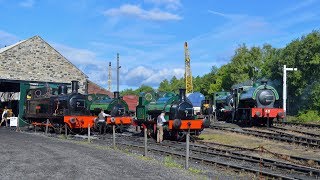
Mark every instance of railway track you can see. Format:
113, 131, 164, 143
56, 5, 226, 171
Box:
274, 121, 320, 129
211, 126, 320, 148
194, 141, 320, 168
272, 124, 320, 139
267, 127, 320, 140
94, 133, 320, 179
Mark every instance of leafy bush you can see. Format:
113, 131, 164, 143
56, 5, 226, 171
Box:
296, 110, 320, 123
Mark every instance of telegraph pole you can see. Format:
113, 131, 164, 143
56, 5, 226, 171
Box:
117, 53, 121, 92
283, 65, 297, 121
108, 62, 112, 92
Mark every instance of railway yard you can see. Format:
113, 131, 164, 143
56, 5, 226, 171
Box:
1, 121, 319, 179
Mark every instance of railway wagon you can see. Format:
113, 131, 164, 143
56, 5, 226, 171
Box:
135, 88, 209, 140
24, 81, 96, 132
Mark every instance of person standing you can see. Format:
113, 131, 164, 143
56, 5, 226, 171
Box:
157, 111, 166, 143
0, 106, 8, 127
95, 109, 110, 134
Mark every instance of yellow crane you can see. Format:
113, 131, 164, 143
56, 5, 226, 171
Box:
184, 41, 193, 93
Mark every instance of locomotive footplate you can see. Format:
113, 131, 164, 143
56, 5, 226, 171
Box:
106, 116, 132, 125
168, 119, 203, 130
64, 115, 96, 128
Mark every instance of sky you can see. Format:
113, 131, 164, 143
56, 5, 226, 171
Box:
1, 0, 320, 91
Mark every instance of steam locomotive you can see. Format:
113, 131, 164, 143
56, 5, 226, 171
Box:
135, 89, 209, 140
89, 92, 132, 133
228, 79, 284, 126
213, 91, 233, 121
24, 81, 96, 132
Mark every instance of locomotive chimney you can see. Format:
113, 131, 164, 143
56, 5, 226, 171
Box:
71, 81, 79, 93
58, 84, 68, 95
179, 88, 186, 102
139, 96, 143, 105
261, 78, 268, 85
114, 91, 120, 99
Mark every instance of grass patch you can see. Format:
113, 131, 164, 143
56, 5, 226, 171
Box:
164, 156, 183, 169
199, 133, 235, 144
57, 134, 67, 139
138, 155, 153, 161
188, 167, 203, 174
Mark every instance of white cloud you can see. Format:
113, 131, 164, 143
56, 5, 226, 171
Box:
103, 4, 182, 21
207, 10, 245, 20
52, 43, 99, 66
144, 0, 182, 10
19, 0, 35, 8
124, 66, 184, 87
50, 42, 185, 90
0, 30, 18, 48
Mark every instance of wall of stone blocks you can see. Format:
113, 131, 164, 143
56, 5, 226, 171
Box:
0, 36, 87, 93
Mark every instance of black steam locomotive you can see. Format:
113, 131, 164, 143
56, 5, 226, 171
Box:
24, 81, 95, 131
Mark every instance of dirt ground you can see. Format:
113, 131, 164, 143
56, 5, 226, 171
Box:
0, 127, 204, 180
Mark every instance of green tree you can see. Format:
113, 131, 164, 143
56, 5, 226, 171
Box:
120, 88, 138, 96
158, 79, 171, 92
136, 84, 154, 94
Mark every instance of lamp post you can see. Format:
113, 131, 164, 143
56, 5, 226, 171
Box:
283, 65, 297, 121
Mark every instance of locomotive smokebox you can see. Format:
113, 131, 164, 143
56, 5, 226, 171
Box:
179, 88, 186, 102
71, 81, 79, 93
58, 85, 68, 95
114, 91, 120, 99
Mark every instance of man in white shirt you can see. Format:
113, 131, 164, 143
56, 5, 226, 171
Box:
157, 111, 166, 143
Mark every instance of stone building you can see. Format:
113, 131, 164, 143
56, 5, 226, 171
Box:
0, 35, 87, 92
0, 35, 110, 125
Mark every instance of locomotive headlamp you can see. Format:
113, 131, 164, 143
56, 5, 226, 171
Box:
111, 117, 115, 123
255, 111, 261, 117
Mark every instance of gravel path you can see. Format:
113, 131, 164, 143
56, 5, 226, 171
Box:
0, 128, 202, 180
